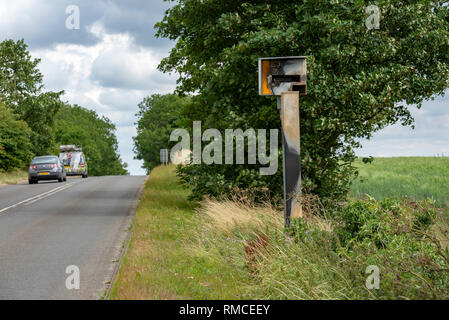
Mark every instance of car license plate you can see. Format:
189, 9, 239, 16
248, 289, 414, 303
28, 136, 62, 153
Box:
65, 166, 70, 170
39, 172, 50, 176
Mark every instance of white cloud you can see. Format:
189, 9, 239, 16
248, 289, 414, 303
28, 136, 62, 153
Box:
357, 95, 449, 158
29, 21, 177, 175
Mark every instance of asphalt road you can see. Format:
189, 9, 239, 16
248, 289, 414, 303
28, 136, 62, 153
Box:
0, 175, 146, 300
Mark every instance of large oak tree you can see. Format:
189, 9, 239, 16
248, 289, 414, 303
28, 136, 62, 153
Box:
158, 1, 449, 202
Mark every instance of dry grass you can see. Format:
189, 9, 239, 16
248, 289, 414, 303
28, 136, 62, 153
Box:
197, 197, 283, 234
0, 169, 27, 185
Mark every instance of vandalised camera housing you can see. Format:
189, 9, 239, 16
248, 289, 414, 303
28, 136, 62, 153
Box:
258, 56, 307, 96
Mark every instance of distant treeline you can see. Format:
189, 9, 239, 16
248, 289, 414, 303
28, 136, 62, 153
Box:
0, 39, 128, 175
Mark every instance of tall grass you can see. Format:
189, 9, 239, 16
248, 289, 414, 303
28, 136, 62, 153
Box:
193, 196, 449, 300
0, 169, 27, 185
192, 198, 356, 299
112, 165, 449, 300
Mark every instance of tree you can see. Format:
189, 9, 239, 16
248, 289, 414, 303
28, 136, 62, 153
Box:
156, 0, 449, 203
0, 39, 43, 109
0, 39, 127, 175
18, 92, 64, 156
0, 39, 64, 156
134, 94, 191, 173
0, 102, 33, 171
55, 104, 128, 176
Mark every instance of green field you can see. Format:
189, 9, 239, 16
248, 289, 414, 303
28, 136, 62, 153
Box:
351, 157, 449, 207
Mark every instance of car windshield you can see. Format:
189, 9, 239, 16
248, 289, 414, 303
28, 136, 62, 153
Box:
32, 156, 58, 164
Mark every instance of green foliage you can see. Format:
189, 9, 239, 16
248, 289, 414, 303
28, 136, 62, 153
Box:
156, 0, 449, 204
335, 198, 440, 247
134, 94, 191, 173
331, 198, 448, 299
0, 39, 43, 108
177, 162, 283, 202
334, 199, 381, 247
18, 91, 64, 156
0, 39, 64, 156
55, 104, 128, 176
0, 103, 33, 171
258, 198, 449, 299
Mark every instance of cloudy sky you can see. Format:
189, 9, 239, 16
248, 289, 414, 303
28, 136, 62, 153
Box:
1, 1, 447, 175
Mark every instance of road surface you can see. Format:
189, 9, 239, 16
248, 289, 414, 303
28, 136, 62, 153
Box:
0, 175, 146, 300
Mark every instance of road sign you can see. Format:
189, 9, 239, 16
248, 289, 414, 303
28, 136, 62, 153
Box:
160, 149, 169, 165
259, 56, 307, 227
258, 56, 307, 96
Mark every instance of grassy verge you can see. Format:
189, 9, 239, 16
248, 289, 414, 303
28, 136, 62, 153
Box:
112, 164, 449, 300
0, 169, 27, 185
351, 157, 449, 207
110, 165, 249, 299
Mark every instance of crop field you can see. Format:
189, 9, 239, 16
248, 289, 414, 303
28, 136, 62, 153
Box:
351, 157, 449, 207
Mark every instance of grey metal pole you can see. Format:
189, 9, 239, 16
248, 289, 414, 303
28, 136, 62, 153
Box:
280, 91, 302, 227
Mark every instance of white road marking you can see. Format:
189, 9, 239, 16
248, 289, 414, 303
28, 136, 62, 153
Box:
24, 183, 75, 206
0, 182, 79, 215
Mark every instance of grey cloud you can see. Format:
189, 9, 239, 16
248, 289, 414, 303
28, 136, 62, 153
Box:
358, 97, 449, 157
0, 0, 174, 52
420, 100, 449, 117
98, 89, 145, 111
65, 94, 105, 112
0, 1, 104, 48
36, 56, 72, 91
90, 49, 176, 90
101, 110, 137, 127
99, 0, 174, 51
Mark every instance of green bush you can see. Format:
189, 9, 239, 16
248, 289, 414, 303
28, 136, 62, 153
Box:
252, 197, 449, 299
334, 198, 440, 247
0, 104, 33, 171
334, 198, 448, 299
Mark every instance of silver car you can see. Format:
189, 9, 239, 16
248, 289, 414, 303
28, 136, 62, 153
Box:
28, 156, 67, 184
